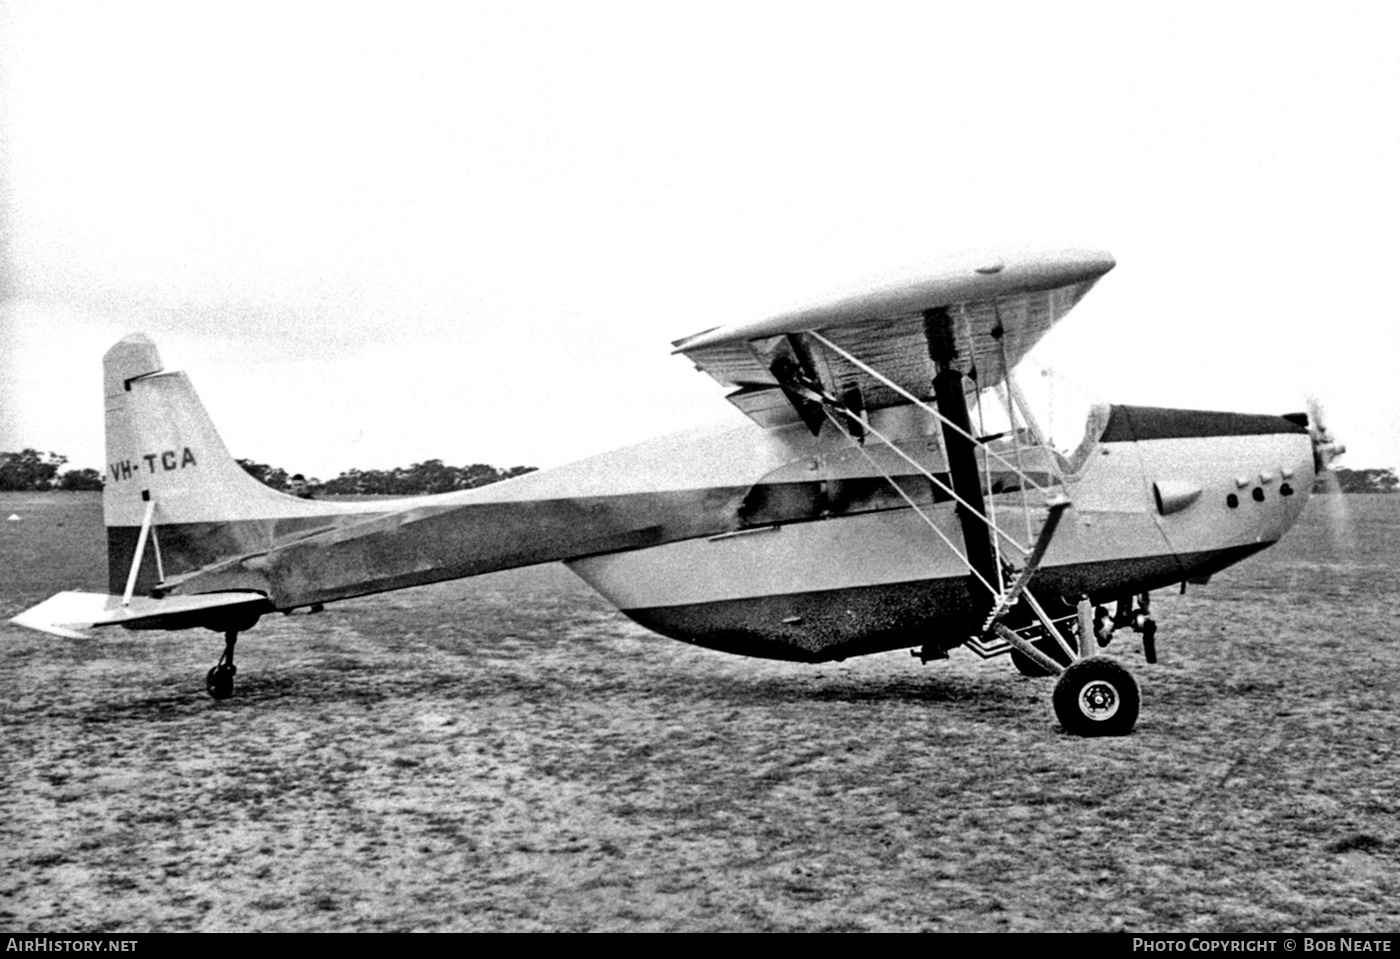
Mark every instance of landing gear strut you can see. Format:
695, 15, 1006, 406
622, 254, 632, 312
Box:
1009, 630, 1073, 677
206, 630, 238, 700
1094, 593, 1158, 663
987, 596, 1145, 735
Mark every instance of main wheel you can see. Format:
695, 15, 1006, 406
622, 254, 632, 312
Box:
1052, 657, 1139, 736
206, 663, 237, 700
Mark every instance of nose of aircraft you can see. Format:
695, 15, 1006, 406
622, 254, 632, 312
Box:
1111, 405, 1318, 580
1269, 426, 1318, 541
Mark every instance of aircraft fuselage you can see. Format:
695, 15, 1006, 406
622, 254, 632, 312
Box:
114, 390, 1314, 662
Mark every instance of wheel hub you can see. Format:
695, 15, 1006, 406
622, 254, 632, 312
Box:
1079, 680, 1120, 720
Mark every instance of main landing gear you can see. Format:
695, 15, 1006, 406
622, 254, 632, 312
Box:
206, 630, 238, 700
987, 592, 1158, 737
1093, 594, 1158, 664
1008, 592, 1158, 676
1052, 656, 1140, 737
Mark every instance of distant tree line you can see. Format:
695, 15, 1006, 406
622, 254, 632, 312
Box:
0, 449, 535, 494
1318, 467, 1399, 494
235, 458, 536, 496
0, 450, 103, 491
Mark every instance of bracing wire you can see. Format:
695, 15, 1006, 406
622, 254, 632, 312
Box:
807, 331, 1057, 500
818, 407, 1001, 598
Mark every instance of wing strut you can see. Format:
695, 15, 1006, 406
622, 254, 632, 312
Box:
979, 496, 1070, 633
925, 307, 1003, 608
800, 322, 1090, 666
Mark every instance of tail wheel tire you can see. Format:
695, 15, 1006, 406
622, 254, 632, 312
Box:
1053, 657, 1140, 736
206, 663, 236, 700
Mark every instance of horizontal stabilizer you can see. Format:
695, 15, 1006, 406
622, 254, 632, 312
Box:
10, 590, 271, 638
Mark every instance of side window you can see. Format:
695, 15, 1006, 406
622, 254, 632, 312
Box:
738, 474, 951, 526
825, 475, 945, 514
738, 481, 826, 526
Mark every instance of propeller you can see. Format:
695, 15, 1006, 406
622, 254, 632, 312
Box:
1305, 397, 1347, 476
1303, 397, 1353, 553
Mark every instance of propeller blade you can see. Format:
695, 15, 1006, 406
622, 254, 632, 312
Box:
1303, 397, 1353, 552
1304, 397, 1347, 474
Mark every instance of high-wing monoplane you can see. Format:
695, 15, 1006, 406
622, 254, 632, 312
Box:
13, 248, 1341, 735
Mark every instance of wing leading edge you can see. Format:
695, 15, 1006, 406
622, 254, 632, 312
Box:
674, 247, 1115, 429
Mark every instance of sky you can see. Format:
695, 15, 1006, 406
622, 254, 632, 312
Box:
2, 2, 1398, 478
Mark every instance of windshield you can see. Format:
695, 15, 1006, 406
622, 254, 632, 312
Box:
1061, 402, 1112, 474
965, 369, 1108, 478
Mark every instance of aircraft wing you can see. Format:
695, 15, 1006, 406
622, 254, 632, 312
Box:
10, 590, 272, 638
673, 247, 1115, 429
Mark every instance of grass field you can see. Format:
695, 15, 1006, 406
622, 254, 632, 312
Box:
1, 491, 1396, 932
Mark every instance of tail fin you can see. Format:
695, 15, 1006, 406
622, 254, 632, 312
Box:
103, 334, 329, 594
11, 334, 359, 636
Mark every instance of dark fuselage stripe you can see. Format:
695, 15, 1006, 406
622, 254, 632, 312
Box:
1100, 406, 1308, 443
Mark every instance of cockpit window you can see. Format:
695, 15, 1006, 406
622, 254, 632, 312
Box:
1062, 403, 1112, 475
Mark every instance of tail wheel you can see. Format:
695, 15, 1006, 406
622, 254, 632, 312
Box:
206, 663, 236, 700
206, 629, 239, 700
1053, 657, 1140, 736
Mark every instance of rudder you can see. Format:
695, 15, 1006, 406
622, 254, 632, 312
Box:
103, 333, 329, 595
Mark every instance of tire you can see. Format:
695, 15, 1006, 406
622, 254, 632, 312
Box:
1053, 657, 1139, 736
206, 664, 236, 700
